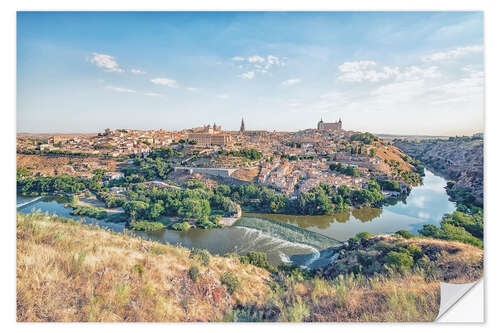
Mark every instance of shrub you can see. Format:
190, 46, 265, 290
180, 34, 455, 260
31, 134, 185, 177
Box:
277, 264, 312, 281
133, 263, 144, 277
197, 218, 220, 229
384, 251, 414, 271
349, 231, 372, 244
220, 272, 240, 295
356, 231, 372, 240
404, 244, 423, 260
130, 220, 166, 232
284, 296, 310, 322
188, 265, 200, 281
240, 251, 277, 273
171, 222, 191, 231
190, 248, 211, 266
395, 230, 414, 239
150, 244, 167, 255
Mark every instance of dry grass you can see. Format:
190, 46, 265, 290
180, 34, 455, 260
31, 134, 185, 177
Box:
17, 213, 483, 322
16, 213, 271, 322
17, 154, 121, 177
232, 167, 260, 182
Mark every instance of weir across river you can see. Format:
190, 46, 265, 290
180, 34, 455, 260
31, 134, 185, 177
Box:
235, 216, 342, 250
16, 196, 43, 209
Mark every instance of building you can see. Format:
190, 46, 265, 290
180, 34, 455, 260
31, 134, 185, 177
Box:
188, 133, 232, 146
49, 135, 68, 145
193, 123, 222, 134
240, 118, 246, 132
317, 118, 342, 131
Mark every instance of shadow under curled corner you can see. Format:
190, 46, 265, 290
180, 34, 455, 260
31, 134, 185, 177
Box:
436, 279, 484, 322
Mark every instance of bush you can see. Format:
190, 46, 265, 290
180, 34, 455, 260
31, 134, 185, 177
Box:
190, 248, 211, 266
220, 272, 240, 295
188, 265, 200, 281
277, 264, 313, 281
130, 220, 166, 232
240, 251, 277, 273
171, 222, 191, 231
403, 244, 423, 260
356, 232, 372, 240
349, 231, 372, 244
197, 218, 221, 229
284, 296, 310, 322
395, 230, 414, 239
384, 251, 414, 271
419, 216, 483, 248
150, 244, 167, 255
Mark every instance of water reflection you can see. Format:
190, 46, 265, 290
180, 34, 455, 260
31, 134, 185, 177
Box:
245, 169, 455, 240
16, 169, 455, 265
351, 207, 382, 223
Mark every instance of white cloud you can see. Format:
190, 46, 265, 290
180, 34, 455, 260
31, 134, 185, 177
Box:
421, 45, 483, 62
338, 61, 376, 73
430, 67, 483, 99
151, 78, 179, 88
216, 94, 229, 99
130, 69, 146, 75
105, 86, 136, 93
186, 87, 199, 92
267, 55, 284, 67
396, 66, 441, 81
338, 61, 441, 83
90, 53, 123, 72
236, 55, 285, 79
282, 78, 301, 86
232, 56, 245, 61
370, 80, 426, 102
239, 71, 255, 80
144, 92, 163, 97
337, 61, 381, 82
248, 55, 265, 63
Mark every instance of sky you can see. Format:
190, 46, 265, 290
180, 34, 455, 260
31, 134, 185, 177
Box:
17, 11, 484, 135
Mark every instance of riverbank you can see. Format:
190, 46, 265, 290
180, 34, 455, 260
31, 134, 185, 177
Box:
394, 138, 483, 205
17, 212, 483, 322
219, 204, 242, 227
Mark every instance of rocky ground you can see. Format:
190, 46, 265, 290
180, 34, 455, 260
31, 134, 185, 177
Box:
394, 139, 483, 204
314, 234, 483, 284
17, 154, 122, 178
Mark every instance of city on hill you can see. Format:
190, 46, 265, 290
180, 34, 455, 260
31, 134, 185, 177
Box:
17, 117, 422, 204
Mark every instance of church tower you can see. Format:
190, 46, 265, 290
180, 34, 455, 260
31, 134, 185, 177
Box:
317, 117, 324, 130
240, 117, 246, 132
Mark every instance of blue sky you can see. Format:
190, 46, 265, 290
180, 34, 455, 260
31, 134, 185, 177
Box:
17, 12, 484, 135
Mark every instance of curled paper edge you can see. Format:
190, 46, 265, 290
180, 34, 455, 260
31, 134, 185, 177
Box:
436, 279, 484, 322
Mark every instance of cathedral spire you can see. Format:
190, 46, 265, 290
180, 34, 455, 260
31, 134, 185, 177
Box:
240, 117, 246, 132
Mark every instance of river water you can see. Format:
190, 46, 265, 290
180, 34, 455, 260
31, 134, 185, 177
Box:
17, 169, 455, 266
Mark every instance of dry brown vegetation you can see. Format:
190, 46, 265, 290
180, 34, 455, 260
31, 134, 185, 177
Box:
374, 143, 414, 173
17, 154, 121, 178
17, 213, 483, 322
232, 167, 260, 182
17, 213, 271, 322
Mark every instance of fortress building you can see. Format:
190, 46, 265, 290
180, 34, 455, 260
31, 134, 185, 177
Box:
192, 123, 222, 134
317, 117, 342, 131
188, 122, 232, 146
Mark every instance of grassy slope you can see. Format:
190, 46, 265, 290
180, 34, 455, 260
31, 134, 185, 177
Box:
17, 213, 483, 322
16, 213, 271, 322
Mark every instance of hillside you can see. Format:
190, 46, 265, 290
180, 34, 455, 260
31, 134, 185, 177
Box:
17, 213, 483, 322
16, 213, 271, 322
17, 154, 121, 178
394, 138, 483, 204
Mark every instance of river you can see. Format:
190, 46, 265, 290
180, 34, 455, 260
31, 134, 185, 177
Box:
17, 169, 455, 266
